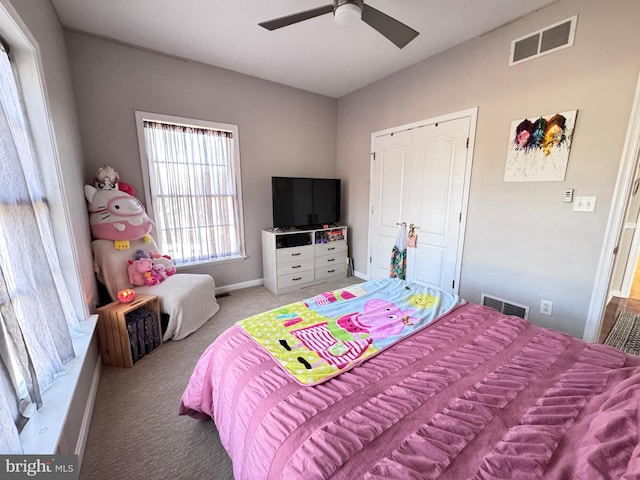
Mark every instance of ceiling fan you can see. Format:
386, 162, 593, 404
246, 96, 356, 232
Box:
258, 0, 419, 49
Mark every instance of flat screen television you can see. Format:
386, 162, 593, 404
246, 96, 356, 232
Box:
272, 176, 341, 229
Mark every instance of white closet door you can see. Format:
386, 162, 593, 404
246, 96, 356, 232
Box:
404, 118, 470, 292
369, 116, 471, 293
368, 129, 412, 280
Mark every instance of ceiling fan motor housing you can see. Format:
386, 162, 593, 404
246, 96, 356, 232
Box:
333, 0, 364, 25
334, 0, 364, 8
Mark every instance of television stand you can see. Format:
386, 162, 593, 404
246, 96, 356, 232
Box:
262, 225, 347, 294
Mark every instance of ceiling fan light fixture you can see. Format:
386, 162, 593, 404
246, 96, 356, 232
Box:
334, 3, 362, 26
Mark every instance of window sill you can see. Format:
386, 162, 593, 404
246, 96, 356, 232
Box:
19, 314, 99, 454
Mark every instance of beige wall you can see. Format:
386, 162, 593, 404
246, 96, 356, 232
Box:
337, 0, 640, 337
64, 31, 338, 289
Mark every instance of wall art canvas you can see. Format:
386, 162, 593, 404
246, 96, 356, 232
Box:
504, 110, 577, 182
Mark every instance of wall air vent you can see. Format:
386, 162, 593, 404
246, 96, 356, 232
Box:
481, 294, 529, 320
509, 15, 577, 66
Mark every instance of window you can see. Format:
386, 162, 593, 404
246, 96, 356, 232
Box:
0, 38, 79, 453
135, 112, 245, 266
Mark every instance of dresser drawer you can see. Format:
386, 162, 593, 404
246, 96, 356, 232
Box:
277, 258, 314, 277
315, 253, 344, 268
314, 241, 346, 257
277, 270, 315, 290
276, 245, 313, 263
315, 263, 347, 280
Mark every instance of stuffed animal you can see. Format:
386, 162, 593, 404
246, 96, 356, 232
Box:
143, 269, 163, 286
135, 249, 150, 260
152, 263, 168, 281
150, 251, 176, 276
84, 185, 153, 250
128, 258, 153, 286
128, 257, 165, 286
95, 166, 119, 191
117, 181, 136, 197
94, 165, 136, 196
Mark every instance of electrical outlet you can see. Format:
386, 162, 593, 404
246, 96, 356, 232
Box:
540, 300, 553, 315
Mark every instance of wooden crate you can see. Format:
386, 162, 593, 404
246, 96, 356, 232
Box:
96, 294, 162, 367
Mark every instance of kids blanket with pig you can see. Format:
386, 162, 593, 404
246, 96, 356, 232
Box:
238, 278, 462, 385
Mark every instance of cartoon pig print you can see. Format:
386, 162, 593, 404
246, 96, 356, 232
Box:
336, 299, 417, 340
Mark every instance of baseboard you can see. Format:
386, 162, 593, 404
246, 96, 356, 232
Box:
610, 289, 622, 300
75, 356, 102, 465
215, 278, 264, 295
216, 273, 367, 296
354, 270, 367, 280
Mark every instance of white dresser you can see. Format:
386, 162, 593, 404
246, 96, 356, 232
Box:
262, 226, 347, 294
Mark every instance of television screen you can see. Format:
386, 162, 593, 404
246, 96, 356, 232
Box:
272, 177, 341, 229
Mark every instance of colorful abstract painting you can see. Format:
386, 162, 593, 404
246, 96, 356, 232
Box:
504, 110, 577, 182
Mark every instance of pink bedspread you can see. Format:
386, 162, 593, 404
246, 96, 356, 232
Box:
180, 303, 640, 479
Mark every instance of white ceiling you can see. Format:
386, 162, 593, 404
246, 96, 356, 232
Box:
50, 0, 557, 98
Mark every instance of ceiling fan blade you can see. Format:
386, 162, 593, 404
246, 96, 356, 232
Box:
259, 5, 334, 31
361, 4, 419, 49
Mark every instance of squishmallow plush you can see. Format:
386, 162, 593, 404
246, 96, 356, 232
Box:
84, 185, 153, 250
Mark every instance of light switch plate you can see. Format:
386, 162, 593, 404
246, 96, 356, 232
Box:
573, 195, 597, 212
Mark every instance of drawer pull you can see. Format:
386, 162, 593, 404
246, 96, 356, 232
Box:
293, 277, 302, 281
327, 258, 335, 262
291, 265, 301, 269
291, 252, 301, 256
327, 269, 335, 273
327, 247, 335, 251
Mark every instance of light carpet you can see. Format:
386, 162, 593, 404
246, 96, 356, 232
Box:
79, 276, 363, 480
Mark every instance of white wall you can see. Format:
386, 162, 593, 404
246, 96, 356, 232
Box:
337, 0, 640, 338
63, 32, 338, 291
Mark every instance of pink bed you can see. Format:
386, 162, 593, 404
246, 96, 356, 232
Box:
180, 283, 640, 479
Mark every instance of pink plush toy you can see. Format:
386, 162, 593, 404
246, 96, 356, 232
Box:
152, 263, 168, 280
142, 269, 163, 286
84, 185, 153, 250
128, 256, 167, 286
128, 258, 154, 286
149, 251, 176, 276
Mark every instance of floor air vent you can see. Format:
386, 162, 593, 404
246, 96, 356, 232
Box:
509, 15, 577, 66
481, 294, 529, 319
